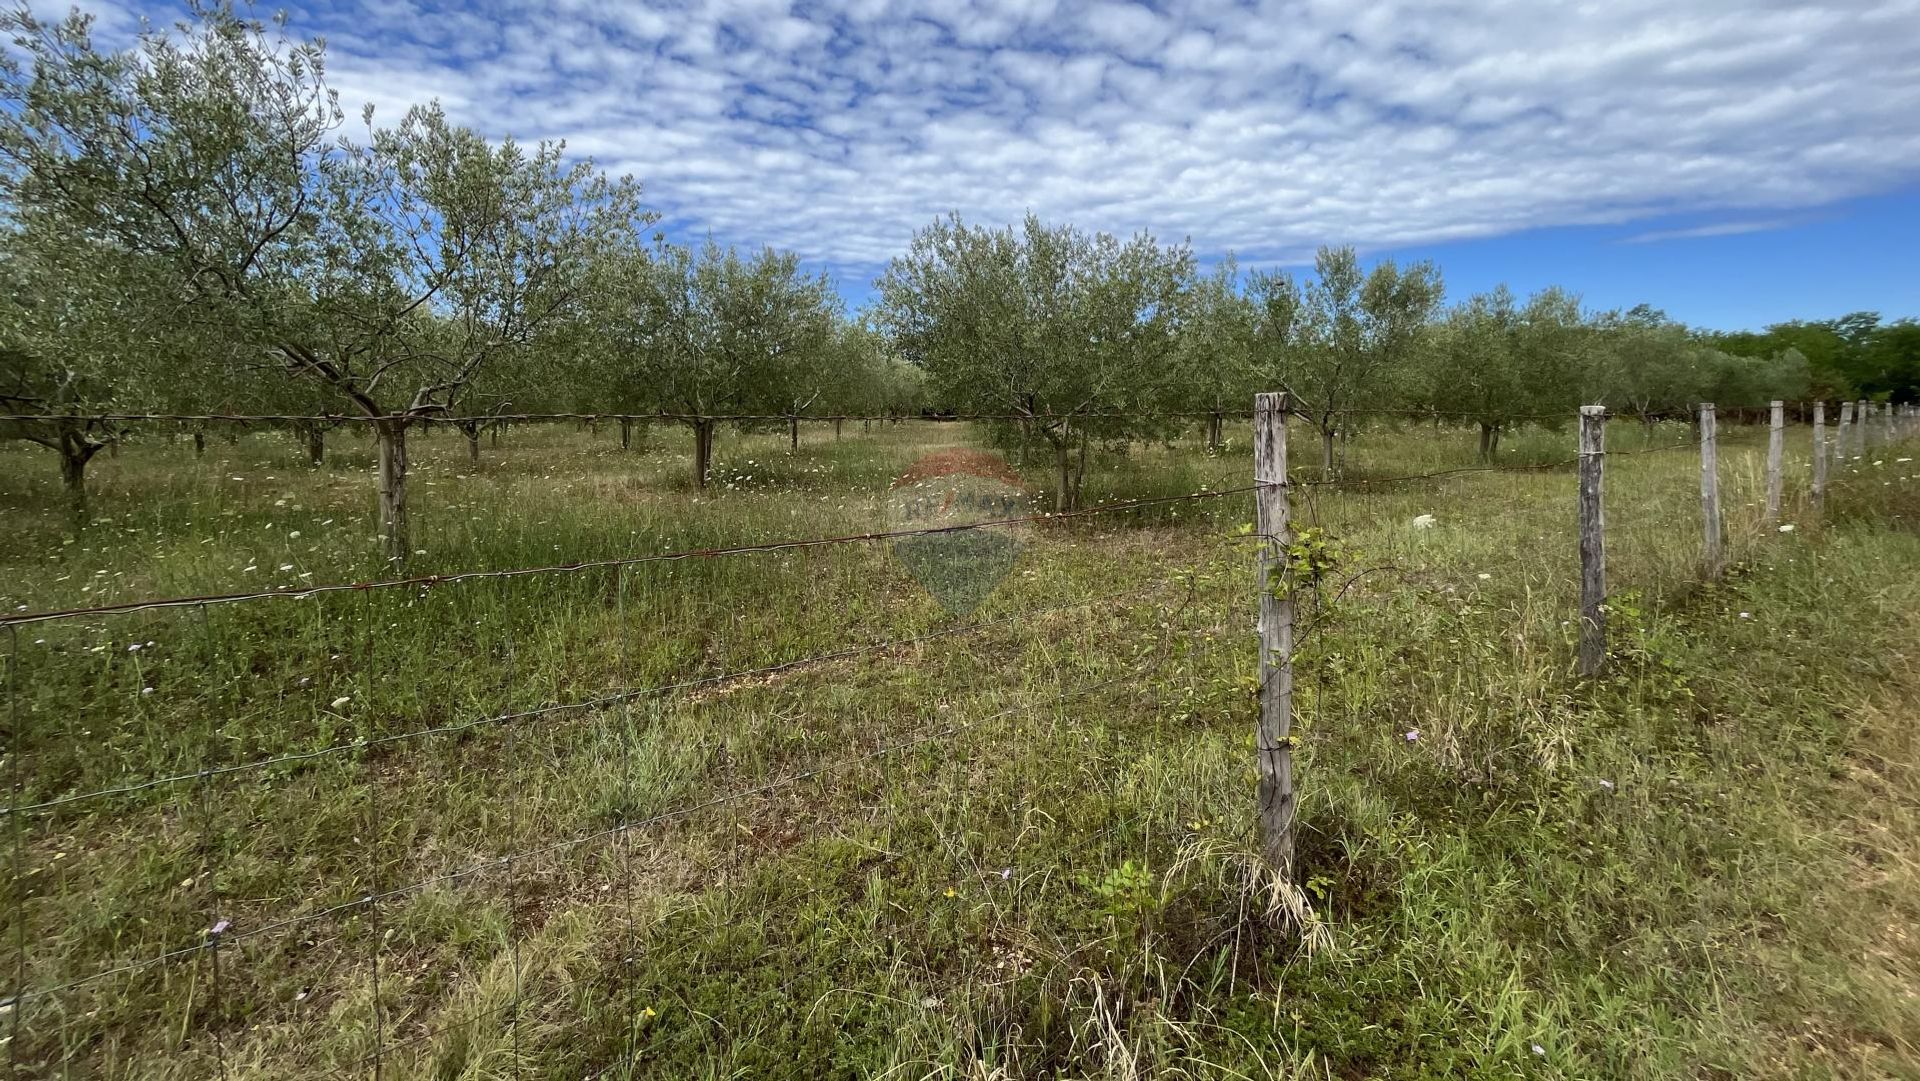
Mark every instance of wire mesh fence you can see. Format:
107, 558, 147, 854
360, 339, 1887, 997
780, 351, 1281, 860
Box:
2, 398, 1912, 1076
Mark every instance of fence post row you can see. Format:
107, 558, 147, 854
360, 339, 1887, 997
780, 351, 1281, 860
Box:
1577, 405, 1607, 677
1764, 400, 1785, 525
1252, 392, 1295, 877
1700, 402, 1723, 580
1812, 401, 1828, 509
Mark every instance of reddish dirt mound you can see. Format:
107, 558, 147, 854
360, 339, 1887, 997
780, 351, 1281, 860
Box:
891, 448, 1026, 490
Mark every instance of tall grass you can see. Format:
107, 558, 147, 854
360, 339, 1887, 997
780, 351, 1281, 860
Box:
1, 416, 1915, 1078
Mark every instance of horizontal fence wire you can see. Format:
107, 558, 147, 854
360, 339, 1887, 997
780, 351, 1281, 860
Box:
335, 666, 1239, 1081
5, 422, 1769, 631
0, 403, 1832, 427
0, 409, 1243, 425
4, 403, 1838, 1044
10, 658, 1152, 1008
5, 578, 1182, 817
1292, 436, 1724, 492
0, 485, 1255, 627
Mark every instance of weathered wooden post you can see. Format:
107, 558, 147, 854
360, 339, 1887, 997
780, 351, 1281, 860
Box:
1253, 392, 1295, 877
1700, 402, 1723, 579
1882, 401, 1895, 446
1837, 401, 1854, 466
1811, 401, 1828, 509
1856, 399, 1870, 455
1764, 400, 1785, 525
1577, 405, 1607, 676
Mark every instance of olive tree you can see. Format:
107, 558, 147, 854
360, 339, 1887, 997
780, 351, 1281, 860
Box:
1587, 307, 1710, 426
815, 320, 920, 439
1176, 256, 1259, 451
597, 238, 840, 487
1421, 286, 1587, 459
1252, 246, 1442, 476
878, 214, 1195, 511
0, 3, 650, 560
0, 238, 141, 518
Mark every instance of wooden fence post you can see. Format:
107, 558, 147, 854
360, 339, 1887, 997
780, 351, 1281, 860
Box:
1700, 402, 1723, 579
1253, 392, 1295, 877
1837, 401, 1854, 466
1811, 401, 1828, 509
1764, 400, 1785, 524
1577, 405, 1607, 677
1883, 402, 1895, 446
1856, 399, 1870, 456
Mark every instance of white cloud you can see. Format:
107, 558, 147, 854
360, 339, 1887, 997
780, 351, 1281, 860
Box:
88, 0, 1920, 284
1621, 220, 1796, 244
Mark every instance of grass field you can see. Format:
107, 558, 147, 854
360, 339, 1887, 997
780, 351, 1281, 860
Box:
2, 416, 1917, 1079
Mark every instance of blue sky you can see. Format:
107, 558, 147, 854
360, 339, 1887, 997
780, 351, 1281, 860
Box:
1369, 186, 1920, 331
65, 0, 1920, 331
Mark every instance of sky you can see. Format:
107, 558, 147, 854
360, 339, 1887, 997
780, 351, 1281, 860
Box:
65, 0, 1920, 330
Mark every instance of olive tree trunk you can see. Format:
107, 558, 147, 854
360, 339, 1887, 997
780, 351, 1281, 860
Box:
692, 418, 715, 488
1051, 437, 1087, 512
60, 438, 95, 523
375, 418, 411, 562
